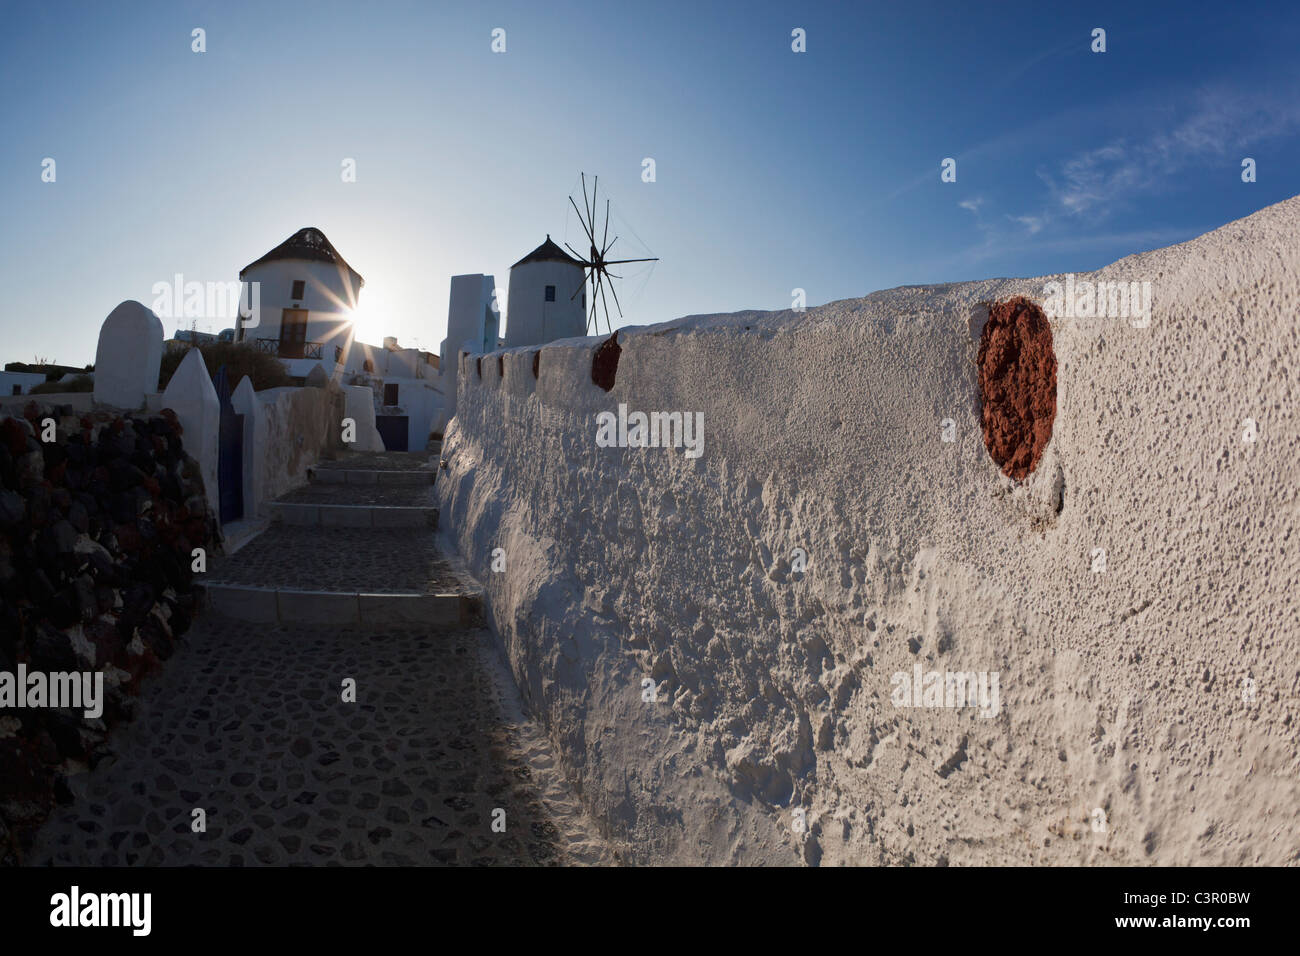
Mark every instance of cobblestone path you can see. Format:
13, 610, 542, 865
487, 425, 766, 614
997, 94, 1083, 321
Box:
30, 452, 611, 866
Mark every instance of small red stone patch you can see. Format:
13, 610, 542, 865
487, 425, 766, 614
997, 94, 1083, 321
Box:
977, 297, 1057, 481
591, 334, 620, 392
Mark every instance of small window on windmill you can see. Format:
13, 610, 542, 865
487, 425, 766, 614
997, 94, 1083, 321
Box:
291, 279, 305, 300
384, 383, 399, 405
545, 285, 556, 302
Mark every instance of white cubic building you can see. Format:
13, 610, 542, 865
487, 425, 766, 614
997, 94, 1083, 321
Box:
347, 336, 444, 452
0, 370, 48, 396
440, 274, 499, 367
436, 274, 498, 429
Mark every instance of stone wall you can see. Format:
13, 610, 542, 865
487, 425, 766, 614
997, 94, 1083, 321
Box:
436, 198, 1300, 865
0, 400, 215, 861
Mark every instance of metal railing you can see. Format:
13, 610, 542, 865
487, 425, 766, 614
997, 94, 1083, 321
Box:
256, 338, 325, 360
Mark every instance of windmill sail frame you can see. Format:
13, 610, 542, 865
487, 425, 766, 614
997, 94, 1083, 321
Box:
564, 173, 658, 335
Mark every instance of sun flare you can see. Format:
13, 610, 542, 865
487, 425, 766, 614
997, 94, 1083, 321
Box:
348, 307, 382, 348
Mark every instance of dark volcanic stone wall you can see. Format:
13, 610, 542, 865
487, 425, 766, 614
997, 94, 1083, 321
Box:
0, 400, 215, 862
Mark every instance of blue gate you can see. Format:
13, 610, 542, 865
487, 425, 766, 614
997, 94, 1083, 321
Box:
214, 365, 244, 524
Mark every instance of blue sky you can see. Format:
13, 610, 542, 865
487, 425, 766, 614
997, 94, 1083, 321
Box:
2, 0, 1297, 366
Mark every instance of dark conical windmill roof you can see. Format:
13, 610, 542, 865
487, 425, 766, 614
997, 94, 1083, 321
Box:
511, 234, 583, 270
239, 227, 365, 286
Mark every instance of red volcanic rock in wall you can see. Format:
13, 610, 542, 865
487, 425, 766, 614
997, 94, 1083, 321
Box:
977, 297, 1058, 481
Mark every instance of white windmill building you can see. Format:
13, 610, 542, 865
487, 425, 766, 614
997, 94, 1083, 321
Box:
503, 236, 587, 347
234, 227, 363, 382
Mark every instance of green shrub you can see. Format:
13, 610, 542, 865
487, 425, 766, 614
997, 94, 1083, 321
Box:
159, 342, 292, 392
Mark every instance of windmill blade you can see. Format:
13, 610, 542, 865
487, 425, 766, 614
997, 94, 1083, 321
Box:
569, 267, 590, 300
582, 173, 598, 247
568, 271, 588, 302
597, 270, 613, 332
583, 270, 597, 332
572, 192, 595, 247
562, 171, 658, 332
606, 269, 625, 318
569, 196, 597, 248
601, 199, 611, 258
563, 240, 593, 265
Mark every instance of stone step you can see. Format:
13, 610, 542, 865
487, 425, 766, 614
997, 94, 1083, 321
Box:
277, 481, 437, 506
308, 466, 435, 486
270, 477, 437, 526
203, 525, 468, 595
220, 516, 271, 555
196, 582, 482, 628
268, 501, 438, 528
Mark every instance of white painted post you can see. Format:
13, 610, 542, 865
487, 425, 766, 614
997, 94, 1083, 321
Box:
345, 384, 385, 451
161, 348, 220, 517
93, 301, 164, 409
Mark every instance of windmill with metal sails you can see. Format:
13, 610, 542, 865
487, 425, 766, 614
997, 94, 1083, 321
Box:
562, 173, 658, 335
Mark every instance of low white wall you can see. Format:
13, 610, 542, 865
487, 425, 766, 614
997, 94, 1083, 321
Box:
344, 384, 385, 452
436, 197, 1300, 865
255, 385, 346, 504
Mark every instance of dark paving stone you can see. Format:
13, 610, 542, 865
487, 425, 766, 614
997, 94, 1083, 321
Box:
28, 617, 604, 867
205, 527, 464, 594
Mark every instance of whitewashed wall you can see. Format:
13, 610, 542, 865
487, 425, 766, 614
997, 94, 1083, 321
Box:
436, 199, 1300, 865
254, 385, 346, 503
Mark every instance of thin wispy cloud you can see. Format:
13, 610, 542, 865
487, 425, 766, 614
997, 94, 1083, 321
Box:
947, 82, 1300, 275
1040, 88, 1300, 217
1010, 214, 1044, 235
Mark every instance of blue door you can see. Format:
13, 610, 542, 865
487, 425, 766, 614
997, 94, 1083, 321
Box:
375, 415, 408, 451
214, 365, 244, 523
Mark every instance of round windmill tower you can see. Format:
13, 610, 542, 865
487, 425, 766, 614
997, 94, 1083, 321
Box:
504, 235, 587, 347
